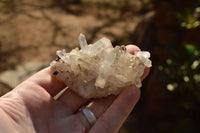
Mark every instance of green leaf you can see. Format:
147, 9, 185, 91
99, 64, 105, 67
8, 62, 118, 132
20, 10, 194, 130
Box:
184, 44, 196, 55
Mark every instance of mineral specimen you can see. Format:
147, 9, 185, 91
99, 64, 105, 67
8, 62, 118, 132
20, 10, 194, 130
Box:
50, 34, 152, 99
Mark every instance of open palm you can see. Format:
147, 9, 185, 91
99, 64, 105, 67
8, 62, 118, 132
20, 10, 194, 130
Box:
0, 45, 150, 133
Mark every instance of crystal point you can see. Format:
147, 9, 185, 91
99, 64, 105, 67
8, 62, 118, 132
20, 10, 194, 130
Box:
78, 33, 88, 49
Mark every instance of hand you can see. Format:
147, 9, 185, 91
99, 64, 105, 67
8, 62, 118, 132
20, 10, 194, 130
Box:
0, 45, 150, 133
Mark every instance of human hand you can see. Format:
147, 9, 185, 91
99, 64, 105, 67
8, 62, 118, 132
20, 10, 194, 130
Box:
0, 45, 150, 133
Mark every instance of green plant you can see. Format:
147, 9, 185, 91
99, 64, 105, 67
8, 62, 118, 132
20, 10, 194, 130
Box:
176, 7, 200, 29
159, 42, 200, 132
158, 2, 200, 132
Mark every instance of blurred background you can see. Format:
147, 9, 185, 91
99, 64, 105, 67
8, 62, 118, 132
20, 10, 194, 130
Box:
0, 0, 200, 132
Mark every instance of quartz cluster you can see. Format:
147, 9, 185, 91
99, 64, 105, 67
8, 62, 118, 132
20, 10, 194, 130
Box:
50, 34, 152, 99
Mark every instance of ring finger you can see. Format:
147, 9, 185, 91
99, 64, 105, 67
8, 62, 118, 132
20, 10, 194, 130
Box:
76, 95, 116, 130
76, 86, 140, 133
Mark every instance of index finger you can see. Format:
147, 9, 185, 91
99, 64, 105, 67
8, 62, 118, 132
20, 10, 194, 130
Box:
26, 67, 66, 97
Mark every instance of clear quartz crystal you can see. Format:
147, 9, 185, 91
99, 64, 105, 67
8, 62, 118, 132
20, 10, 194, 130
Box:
78, 33, 88, 49
50, 34, 152, 99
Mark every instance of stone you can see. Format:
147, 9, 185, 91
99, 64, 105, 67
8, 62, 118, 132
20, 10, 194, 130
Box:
50, 34, 152, 99
0, 61, 48, 88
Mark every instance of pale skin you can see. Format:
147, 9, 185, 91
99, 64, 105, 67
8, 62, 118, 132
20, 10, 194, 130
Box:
0, 45, 150, 133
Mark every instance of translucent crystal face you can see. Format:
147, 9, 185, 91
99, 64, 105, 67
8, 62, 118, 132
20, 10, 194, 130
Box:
50, 34, 152, 99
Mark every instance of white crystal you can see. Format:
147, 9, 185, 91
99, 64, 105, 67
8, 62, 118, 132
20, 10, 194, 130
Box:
50, 34, 152, 99
78, 33, 88, 49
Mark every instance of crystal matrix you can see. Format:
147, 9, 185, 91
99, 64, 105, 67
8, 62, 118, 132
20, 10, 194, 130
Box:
50, 34, 152, 99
